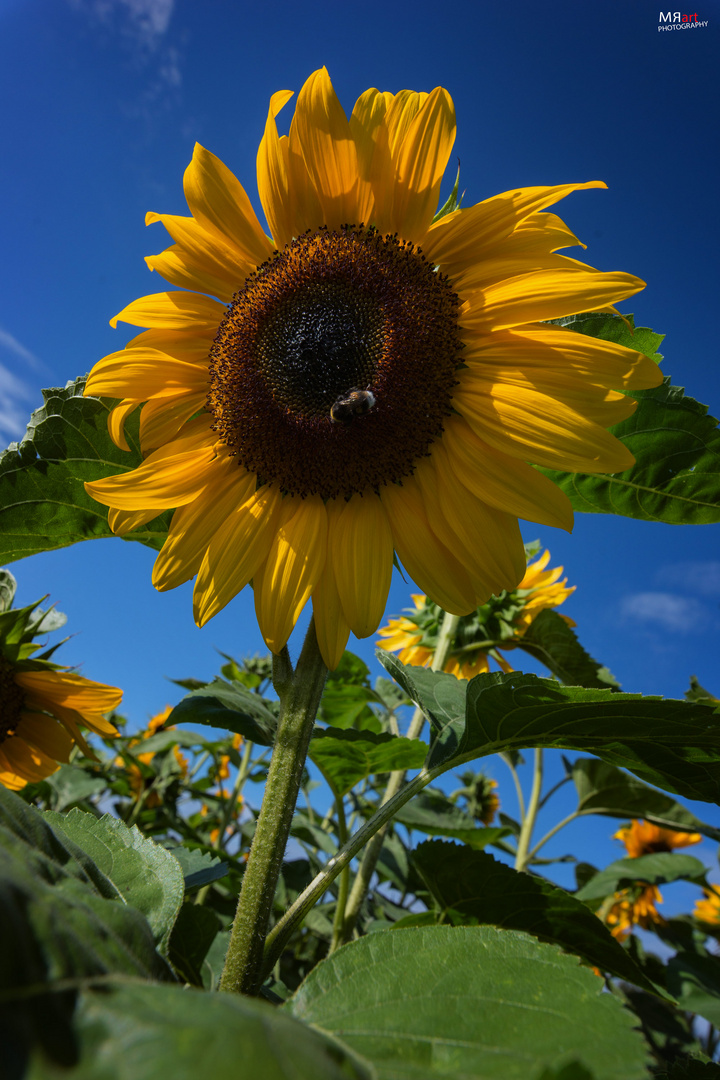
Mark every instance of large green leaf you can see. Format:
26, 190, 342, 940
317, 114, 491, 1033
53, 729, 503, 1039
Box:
412, 840, 662, 995
287, 926, 650, 1079
575, 853, 707, 902
28, 981, 373, 1080
571, 758, 720, 841
167, 677, 279, 746
541, 379, 720, 524
667, 952, 720, 1028
0, 789, 172, 1075
166, 845, 228, 892
378, 655, 720, 804
44, 808, 184, 952
0, 379, 170, 563
518, 609, 619, 690
393, 788, 511, 849
309, 727, 427, 796
319, 652, 382, 733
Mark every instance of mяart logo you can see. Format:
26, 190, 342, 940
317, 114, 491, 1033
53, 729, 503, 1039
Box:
658, 10, 709, 28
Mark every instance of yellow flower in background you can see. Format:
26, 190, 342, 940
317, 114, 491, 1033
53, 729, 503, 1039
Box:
603, 819, 702, 940
694, 888, 720, 924
614, 819, 702, 858
377, 548, 575, 679
116, 704, 187, 803
83, 68, 661, 670
0, 659, 121, 791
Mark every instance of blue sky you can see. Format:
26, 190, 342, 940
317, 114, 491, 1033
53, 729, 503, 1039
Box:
1, 0, 719, 886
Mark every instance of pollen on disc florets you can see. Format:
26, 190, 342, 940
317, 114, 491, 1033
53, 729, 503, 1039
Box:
207, 225, 462, 500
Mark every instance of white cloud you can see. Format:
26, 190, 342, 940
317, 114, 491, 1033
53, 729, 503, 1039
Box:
0, 361, 35, 444
659, 561, 720, 597
0, 328, 41, 370
619, 592, 707, 634
68, 0, 175, 51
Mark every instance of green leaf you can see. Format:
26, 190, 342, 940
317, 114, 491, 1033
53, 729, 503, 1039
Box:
166, 845, 228, 892
167, 677, 279, 746
28, 981, 374, 1080
319, 652, 382, 733
167, 903, 221, 986
0, 788, 173, 1074
667, 952, 720, 1027
43, 808, 184, 952
0, 379, 171, 563
575, 853, 707, 902
378, 655, 720, 804
287, 926, 650, 1079
310, 727, 427, 796
571, 758, 720, 841
540, 379, 720, 524
44, 764, 108, 811
412, 840, 664, 995
518, 609, 619, 690
659, 1056, 720, 1079
393, 788, 511, 849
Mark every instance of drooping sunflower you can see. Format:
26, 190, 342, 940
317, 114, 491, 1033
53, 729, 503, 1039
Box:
604, 819, 702, 939
694, 887, 720, 925
0, 657, 121, 791
377, 548, 575, 679
83, 68, 662, 669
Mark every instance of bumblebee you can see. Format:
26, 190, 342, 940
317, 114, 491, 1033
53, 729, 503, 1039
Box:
329, 388, 377, 425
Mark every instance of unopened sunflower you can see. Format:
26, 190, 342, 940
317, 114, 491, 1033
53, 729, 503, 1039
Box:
378, 548, 574, 678
0, 597, 121, 790
83, 68, 662, 669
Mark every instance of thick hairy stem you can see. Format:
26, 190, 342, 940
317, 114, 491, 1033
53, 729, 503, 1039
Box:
219, 623, 328, 995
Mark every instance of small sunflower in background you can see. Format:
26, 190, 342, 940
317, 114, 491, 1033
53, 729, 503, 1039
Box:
116, 705, 188, 805
83, 68, 662, 669
377, 547, 574, 679
0, 574, 121, 791
604, 819, 702, 940
694, 888, 720, 925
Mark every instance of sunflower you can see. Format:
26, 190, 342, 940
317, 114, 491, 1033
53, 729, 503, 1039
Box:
603, 819, 702, 940
377, 548, 575, 679
83, 68, 662, 670
694, 888, 720, 925
0, 658, 121, 791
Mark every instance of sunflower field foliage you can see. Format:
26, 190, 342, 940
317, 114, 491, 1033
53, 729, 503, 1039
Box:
2, 69, 720, 1080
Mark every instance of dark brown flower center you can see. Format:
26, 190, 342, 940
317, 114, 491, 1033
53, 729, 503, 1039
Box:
207, 225, 462, 500
0, 657, 25, 744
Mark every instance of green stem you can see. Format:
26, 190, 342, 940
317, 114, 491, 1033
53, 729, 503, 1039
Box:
500, 751, 526, 822
336, 609, 460, 945
262, 768, 434, 980
219, 621, 328, 996
527, 810, 581, 861
328, 791, 350, 954
514, 747, 543, 872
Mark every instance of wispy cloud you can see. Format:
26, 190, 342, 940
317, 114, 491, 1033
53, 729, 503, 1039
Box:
0, 326, 44, 444
0, 328, 42, 371
619, 592, 707, 634
658, 561, 720, 597
68, 0, 175, 52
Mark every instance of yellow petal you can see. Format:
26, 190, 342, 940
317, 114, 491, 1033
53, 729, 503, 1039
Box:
442, 414, 574, 531
257, 89, 296, 250
0, 737, 58, 785
293, 68, 361, 231
153, 460, 256, 591
108, 506, 160, 536
110, 291, 226, 332
16, 670, 122, 716
146, 210, 252, 291
125, 328, 215, 361
85, 348, 209, 400
183, 143, 272, 267
349, 88, 388, 225
144, 245, 237, 303
415, 450, 526, 598
461, 267, 645, 331
389, 86, 456, 242
332, 492, 394, 638
312, 499, 350, 670
193, 483, 282, 626
139, 392, 207, 453
455, 384, 636, 473
380, 478, 475, 615
18, 713, 74, 763
254, 495, 328, 653
424, 181, 607, 272
106, 400, 139, 452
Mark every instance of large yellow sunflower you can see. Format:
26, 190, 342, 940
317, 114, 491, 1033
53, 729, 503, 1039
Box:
0, 661, 121, 790
83, 68, 662, 670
